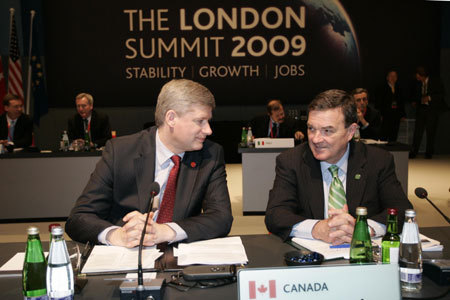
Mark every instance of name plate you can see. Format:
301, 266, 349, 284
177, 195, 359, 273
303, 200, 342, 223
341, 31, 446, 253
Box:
254, 138, 294, 148
238, 263, 400, 300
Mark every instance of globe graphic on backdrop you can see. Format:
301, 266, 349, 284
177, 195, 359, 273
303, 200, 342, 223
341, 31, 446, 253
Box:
296, 0, 362, 93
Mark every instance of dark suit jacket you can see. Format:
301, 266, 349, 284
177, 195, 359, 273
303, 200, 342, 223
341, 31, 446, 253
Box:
359, 105, 382, 140
413, 77, 446, 112
68, 110, 112, 147
65, 126, 233, 244
375, 81, 406, 119
265, 141, 413, 241
251, 115, 306, 139
0, 113, 33, 148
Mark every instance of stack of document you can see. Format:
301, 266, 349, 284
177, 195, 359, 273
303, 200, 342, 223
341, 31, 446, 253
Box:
291, 238, 350, 260
174, 236, 248, 266
373, 234, 443, 252
292, 233, 443, 261
81, 245, 163, 274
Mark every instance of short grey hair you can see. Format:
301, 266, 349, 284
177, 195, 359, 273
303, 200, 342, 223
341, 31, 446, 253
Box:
155, 79, 215, 127
75, 93, 94, 106
350, 88, 369, 100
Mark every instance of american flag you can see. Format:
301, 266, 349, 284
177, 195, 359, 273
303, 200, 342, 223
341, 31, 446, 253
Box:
0, 58, 6, 114
8, 10, 24, 99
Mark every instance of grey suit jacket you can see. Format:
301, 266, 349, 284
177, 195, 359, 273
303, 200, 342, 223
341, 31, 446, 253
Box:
265, 141, 413, 241
65, 126, 233, 244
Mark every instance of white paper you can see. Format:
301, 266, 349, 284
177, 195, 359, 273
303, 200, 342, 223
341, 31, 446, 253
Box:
361, 139, 388, 144
174, 236, 248, 266
291, 237, 350, 260
0, 252, 48, 271
81, 245, 162, 274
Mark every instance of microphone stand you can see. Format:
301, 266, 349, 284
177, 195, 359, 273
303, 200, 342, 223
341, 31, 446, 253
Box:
120, 183, 164, 300
416, 188, 450, 224
137, 189, 158, 299
423, 196, 450, 224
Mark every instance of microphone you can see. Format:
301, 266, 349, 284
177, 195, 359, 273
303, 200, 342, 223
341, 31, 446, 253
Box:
120, 182, 165, 300
415, 187, 450, 224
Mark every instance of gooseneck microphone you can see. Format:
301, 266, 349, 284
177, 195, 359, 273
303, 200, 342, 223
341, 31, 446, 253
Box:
138, 182, 160, 293
415, 187, 450, 224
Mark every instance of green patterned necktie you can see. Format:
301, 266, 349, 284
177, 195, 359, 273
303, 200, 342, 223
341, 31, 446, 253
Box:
328, 165, 346, 210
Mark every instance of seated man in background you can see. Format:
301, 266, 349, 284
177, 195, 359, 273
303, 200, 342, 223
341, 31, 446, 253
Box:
265, 89, 412, 245
66, 79, 233, 247
351, 88, 382, 140
68, 93, 112, 148
251, 99, 306, 141
0, 94, 33, 150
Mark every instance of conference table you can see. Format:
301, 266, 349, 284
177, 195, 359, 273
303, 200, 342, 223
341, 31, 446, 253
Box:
0, 151, 102, 221
239, 141, 410, 215
1, 227, 448, 299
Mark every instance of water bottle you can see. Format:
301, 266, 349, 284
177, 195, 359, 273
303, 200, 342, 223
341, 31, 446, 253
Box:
84, 129, 91, 151
23, 226, 48, 299
353, 125, 361, 142
381, 208, 400, 263
46, 226, 74, 299
399, 209, 422, 291
62, 131, 69, 152
246, 127, 253, 147
350, 207, 373, 263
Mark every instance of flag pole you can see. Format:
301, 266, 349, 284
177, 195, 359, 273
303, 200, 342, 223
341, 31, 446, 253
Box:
7, 8, 14, 94
26, 10, 36, 115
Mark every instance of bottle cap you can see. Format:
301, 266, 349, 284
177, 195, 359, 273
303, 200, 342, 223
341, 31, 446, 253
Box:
51, 226, 64, 236
48, 223, 61, 232
387, 208, 398, 215
27, 226, 39, 235
355, 207, 367, 215
405, 209, 416, 217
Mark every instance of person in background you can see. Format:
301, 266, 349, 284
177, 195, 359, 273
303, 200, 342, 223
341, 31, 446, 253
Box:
375, 69, 406, 142
67, 93, 112, 148
0, 94, 33, 150
409, 66, 446, 159
265, 89, 413, 244
351, 88, 382, 140
65, 79, 233, 247
251, 99, 306, 141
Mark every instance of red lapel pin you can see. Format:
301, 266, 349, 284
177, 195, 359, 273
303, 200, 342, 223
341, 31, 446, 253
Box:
190, 162, 196, 168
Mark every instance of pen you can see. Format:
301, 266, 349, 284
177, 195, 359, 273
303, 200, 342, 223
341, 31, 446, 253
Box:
329, 244, 350, 249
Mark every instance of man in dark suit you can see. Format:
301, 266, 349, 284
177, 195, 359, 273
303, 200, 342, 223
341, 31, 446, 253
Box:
375, 70, 406, 142
0, 94, 33, 150
410, 66, 446, 159
66, 79, 233, 247
67, 93, 112, 148
351, 88, 382, 140
265, 89, 412, 245
251, 99, 306, 141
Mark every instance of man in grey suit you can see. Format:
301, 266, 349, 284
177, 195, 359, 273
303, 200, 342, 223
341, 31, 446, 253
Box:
66, 79, 233, 247
265, 89, 412, 245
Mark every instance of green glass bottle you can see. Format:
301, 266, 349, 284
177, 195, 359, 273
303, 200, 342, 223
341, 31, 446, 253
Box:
240, 127, 247, 147
350, 207, 373, 263
22, 226, 48, 299
84, 129, 91, 151
381, 208, 400, 263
